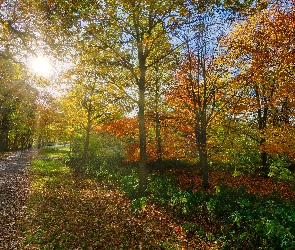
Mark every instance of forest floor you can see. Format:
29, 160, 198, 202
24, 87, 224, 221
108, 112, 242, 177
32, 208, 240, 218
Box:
12, 149, 218, 249
1, 149, 294, 249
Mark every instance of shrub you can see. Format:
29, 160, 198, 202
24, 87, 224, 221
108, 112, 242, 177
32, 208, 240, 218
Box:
205, 186, 295, 249
130, 197, 147, 212
146, 173, 177, 206
268, 158, 295, 183
120, 170, 139, 199
144, 179, 295, 249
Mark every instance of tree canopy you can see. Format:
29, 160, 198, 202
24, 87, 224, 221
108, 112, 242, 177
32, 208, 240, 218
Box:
0, 0, 294, 194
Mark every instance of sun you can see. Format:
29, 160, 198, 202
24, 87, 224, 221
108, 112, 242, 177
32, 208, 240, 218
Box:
30, 56, 52, 77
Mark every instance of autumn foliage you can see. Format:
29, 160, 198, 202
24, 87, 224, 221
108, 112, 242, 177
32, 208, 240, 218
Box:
221, 3, 295, 164
1, 1, 295, 249
102, 115, 192, 163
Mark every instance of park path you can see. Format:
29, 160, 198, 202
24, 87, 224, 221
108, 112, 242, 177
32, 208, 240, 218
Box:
0, 150, 38, 250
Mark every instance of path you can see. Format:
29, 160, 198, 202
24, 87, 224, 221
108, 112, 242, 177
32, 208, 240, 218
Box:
0, 150, 38, 250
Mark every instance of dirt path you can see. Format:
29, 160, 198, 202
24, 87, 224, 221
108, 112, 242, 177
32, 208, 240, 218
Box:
0, 150, 38, 250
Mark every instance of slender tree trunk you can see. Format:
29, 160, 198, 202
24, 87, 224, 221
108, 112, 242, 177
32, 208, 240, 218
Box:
261, 149, 267, 169
138, 84, 147, 196
70, 135, 73, 152
199, 114, 209, 188
254, 82, 271, 175
155, 84, 164, 165
82, 108, 92, 165
0, 130, 9, 152
259, 136, 268, 175
257, 106, 268, 175
155, 111, 162, 159
0, 117, 9, 152
13, 133, 19, 150
155, 110, 163, 173
37, 136, 42, 150
154, 79, 163, 164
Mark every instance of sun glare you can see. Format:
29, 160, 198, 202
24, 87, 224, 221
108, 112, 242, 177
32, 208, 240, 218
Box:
30, 56, 52, 77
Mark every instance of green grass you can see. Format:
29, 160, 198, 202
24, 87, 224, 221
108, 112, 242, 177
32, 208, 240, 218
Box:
40, 146, 70, 157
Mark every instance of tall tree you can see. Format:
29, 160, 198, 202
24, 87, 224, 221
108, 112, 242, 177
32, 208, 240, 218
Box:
168, 5, 237, 187
76, 0, 188, 195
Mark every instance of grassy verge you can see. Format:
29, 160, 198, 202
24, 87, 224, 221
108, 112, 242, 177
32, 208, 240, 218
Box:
17, 148, 214, 249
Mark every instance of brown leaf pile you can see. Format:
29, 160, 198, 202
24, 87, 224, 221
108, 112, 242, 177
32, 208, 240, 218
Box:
17, 159, 217, 249
171, 168, 295, 200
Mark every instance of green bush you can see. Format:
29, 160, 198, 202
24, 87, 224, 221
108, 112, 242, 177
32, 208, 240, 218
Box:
205, 185, 256, 221
145, 178, 295, 249
205, 186, 295, 249
145, 173, 210, 217
67, 133, 129, 186
269, 158, 295, 183
130, 197, 147, 212
146, 173, 177, 206
120, 170, 139, 199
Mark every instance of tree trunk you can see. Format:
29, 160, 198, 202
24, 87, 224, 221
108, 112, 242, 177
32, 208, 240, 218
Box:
195, 112, 209, 188
200, 149, 209, 188
138, 84, 147, 196
261, 150, 267, 170
13, 133, 19, 150
135, 18, 148, 196
260, 138, 268, 176
0, 118, 9, 152
257, 105, 268, 175
0, 130, 9, 152
37, 136, 42, 150
155, 111, 163, 174
82, 108, 92, 165
200, 114, 209, 188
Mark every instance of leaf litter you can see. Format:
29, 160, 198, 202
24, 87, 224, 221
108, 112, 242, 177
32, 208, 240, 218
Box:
14, 153, 218, 249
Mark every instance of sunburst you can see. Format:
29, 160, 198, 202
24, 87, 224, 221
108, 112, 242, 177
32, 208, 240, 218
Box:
30, 56, 52, 77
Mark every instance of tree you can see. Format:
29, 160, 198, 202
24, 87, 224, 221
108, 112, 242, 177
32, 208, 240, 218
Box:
166, 4, 237, 187
75, 0, 189, 195
143, 47, 177, 171
59, 49, 123, 164
0, 1, 58, 152
63, 82, 115, 164
220, 2, 295, 172
0, 58, 38, 151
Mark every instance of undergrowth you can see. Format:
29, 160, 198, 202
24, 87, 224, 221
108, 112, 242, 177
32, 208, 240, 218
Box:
67, 148, 295, 249
134, 173, 295, 249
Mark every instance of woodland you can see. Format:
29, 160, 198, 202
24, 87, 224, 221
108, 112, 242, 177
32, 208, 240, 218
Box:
0, 0, 295, 249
